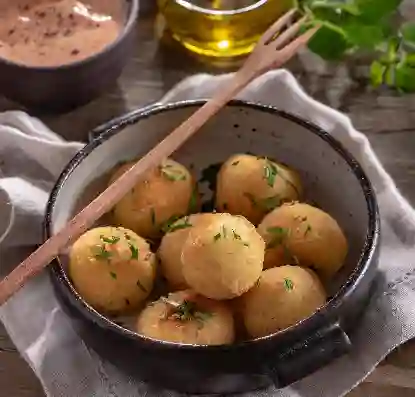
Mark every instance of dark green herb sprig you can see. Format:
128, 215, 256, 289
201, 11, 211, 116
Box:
129, 244, 139, 260
244, 192, 281, 212
188, 187, 199, 213
161, 298, 212, 323
295, 0, 415, 92
93, 245, 112, 260
136, 279, 147, 293
284, 278, 294, 291
163, 216, 193, 233
100, 235, 120, 244
263, 159, 279, 187
266, 226, 290, 248
267, 226, 299, 264
213, 225, 250, 246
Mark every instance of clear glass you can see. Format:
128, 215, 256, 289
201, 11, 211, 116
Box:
157, 0, 293, 58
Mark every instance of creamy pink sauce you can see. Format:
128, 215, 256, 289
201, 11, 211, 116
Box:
0, 0, 125, 67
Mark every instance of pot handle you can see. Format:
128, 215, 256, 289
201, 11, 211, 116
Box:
267, 322, 351, 387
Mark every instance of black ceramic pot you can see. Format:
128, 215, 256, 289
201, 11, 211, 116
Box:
45, 100, 380, 394
0, 0, 138, 112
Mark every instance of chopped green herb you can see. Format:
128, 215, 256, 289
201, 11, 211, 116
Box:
136, 279, 147, 293
259, 195, 281, 211
267, 226, 289, 248
284, 278, 294, 291
160, 164, 187, 181
124, 233, 132, 241
232, 230, 241, 240
188, 187, 198, 213
163, 216, 192, 233
93, 245, 112, 260
110, 271, 117, 280
169, 300, 211, 323
129, 244, 139, 260
150, 208, 156, 225
304, 224, 312, 236
100, 235, 120, 244
231, 160, 240, 166
213, 233, 221, 241
263, 159, 278, 187
160, 214, 182, 233
244, 192, 280, 212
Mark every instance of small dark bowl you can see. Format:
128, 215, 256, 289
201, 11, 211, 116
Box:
0, 0, 138, 112
45, 100, 380, 394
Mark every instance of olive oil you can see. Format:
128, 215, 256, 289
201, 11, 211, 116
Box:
158, 0, 293, 58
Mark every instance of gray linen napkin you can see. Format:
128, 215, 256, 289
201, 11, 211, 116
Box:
1, 70, 415, 397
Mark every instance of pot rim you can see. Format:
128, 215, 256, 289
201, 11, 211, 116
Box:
0, 0, 139, 71
45, 99, 380, 352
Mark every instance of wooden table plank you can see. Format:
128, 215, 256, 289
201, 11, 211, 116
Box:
1, 9, 415, 397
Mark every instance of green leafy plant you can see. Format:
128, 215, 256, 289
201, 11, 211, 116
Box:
295, 0, 415, 92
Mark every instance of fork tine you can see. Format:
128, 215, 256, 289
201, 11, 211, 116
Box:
258, 8, 297, 45
272, 15, 308, 50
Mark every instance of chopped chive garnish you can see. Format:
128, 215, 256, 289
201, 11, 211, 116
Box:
150, 208, 156, 225
304, 224, 312, 236
93, 245, 112, 260
263, 159, 278, 187
100, 235, 120, 244
284, 278, 294, 291
160, 164, 187, 181
129, 244, 139, 260
136, 279, 147, 293
110, 272, 117, 280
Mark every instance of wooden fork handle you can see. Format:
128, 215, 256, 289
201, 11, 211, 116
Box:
0, 69, 257, 306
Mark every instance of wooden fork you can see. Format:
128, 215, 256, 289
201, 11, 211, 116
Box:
0, 10, 319, 306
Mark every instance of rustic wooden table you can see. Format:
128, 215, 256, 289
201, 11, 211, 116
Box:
1, 8, 415, 397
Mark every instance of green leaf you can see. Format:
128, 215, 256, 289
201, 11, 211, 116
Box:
395, 63, 415, 92
370, 60, 387, 87
307, 24, 351, 60
310, 0, 360, 15
402, 22, 415, 47
356, 0, 402, 22
405, 53, 415, 67
342, 23, 386, 48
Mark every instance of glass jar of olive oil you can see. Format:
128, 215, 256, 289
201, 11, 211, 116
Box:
157, 0, 293, 58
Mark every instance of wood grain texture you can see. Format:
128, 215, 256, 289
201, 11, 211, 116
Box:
1, 9, 415, 397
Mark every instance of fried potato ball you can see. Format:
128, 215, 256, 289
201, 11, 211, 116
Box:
181, 213, 265, 300
109, 158, 199, 239
136, 290, 235, 345
69, 226, 156, 314
216, 154, 303, 225
242, 266, 327, 338
158, 213, 214, 290
257, 202, 348, 278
